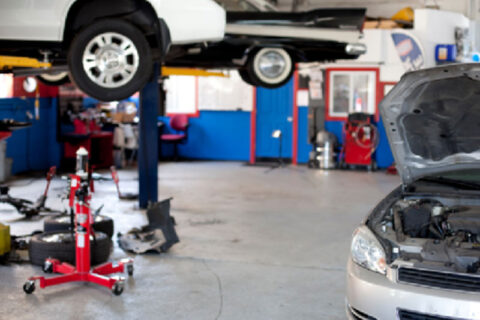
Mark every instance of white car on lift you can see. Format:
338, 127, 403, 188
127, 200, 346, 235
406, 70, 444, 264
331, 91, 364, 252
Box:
0, 0, 226, 101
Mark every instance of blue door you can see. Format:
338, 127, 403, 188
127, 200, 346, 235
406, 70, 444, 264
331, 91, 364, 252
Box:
255, 79, 293, 159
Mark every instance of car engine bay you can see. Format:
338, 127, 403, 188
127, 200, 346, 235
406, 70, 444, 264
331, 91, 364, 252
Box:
374, 197, 480, 274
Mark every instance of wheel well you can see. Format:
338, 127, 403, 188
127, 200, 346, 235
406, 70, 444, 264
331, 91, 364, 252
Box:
63, 0, 162, 50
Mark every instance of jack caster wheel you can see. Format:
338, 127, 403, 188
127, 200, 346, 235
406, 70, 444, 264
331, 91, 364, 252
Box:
43, 261, 53, 273
112, 282, 124, 296
23, 281, 35, 294
127, 264, 133, 276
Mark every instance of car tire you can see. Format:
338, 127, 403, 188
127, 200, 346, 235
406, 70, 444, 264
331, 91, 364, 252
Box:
43, 214, 114, 238
29, 232, 111, 266
238, 69, 258, 87
246, 48, 294, 89
36, 72, 70, 86
68, 19, 153, 102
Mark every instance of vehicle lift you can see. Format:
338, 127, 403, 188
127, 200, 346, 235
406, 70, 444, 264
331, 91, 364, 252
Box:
23, 148, 133, 295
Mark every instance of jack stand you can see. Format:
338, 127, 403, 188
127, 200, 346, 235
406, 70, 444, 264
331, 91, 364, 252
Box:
24, 147, 133, 295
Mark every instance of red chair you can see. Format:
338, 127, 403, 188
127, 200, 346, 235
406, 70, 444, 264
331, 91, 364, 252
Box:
161, 114, 189, 160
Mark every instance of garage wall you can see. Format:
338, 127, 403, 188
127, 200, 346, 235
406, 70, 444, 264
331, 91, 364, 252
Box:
159, 110, 251, 161
159, 81, 312, 164
0, 97, 61, 174
297, 105, 312, 163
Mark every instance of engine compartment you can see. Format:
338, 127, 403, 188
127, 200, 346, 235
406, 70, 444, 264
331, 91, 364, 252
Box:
375, 198, 480, 273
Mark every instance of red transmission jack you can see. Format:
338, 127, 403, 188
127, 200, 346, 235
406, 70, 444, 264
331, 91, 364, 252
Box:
23, 147, 133, 295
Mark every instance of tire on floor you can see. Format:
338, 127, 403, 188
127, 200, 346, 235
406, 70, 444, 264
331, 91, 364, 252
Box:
43, 215, 114, 238
29, 232, 111, 266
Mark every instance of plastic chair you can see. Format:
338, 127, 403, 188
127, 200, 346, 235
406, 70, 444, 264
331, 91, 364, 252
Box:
160, 115, 189, 160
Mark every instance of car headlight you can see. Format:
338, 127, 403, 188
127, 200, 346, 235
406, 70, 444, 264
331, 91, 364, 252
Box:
351, 225, 387, 275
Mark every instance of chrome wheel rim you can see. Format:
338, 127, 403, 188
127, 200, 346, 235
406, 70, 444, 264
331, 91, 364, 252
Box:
82, 32, 139, 89
257, 50, 287, 79
42, 233, 99, 243
42, 233, 74, 243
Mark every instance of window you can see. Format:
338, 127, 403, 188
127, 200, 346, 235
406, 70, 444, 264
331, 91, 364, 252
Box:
164, 76, 197, 115
328, 71, 376, 118
198, 71, 254, 111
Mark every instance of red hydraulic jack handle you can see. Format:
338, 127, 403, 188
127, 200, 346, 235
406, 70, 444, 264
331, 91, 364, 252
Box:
23, 147, 134, 296
44, 166, 56, 197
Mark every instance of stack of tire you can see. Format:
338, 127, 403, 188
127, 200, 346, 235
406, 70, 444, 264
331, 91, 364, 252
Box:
29, 215, 114, 266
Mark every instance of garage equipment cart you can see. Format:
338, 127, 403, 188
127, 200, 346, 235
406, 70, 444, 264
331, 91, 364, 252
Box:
340, 113, 379, 171
23, 148, 133, 295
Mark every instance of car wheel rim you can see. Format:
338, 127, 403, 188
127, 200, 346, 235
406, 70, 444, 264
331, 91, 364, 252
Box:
257, 50, 287, 79
56, 216, 71, 223
42, 233, 74, 243
82, 32, 139, 89
41, 233, 101, 243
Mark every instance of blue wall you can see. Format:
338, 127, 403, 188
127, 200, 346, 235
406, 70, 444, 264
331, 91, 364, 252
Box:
376, 116, 394, 168
160, 110, 251, 161
0, 98, 61, 174
160, 107, 314, 164
297, 107, 312, 163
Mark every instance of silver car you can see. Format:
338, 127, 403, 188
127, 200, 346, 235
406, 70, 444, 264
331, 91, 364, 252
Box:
347, 64, 480, 320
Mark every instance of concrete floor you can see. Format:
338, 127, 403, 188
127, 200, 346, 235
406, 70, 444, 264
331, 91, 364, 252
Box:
0, 162, 400, 320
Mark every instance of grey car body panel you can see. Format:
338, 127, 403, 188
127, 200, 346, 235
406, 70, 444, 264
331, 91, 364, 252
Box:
379, 63, 480, 186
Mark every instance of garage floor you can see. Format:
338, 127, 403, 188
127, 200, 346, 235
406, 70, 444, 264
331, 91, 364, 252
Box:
0, 162, 400, 320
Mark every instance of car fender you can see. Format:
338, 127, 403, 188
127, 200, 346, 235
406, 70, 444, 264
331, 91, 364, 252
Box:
63, 0, 171, 57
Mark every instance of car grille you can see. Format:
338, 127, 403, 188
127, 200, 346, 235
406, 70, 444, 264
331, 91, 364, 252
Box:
398, 309, 466, 320
398, 267, 480, 292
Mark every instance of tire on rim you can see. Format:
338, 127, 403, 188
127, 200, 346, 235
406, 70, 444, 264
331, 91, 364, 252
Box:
36, 72, 70, 86
29, 232, 111, 266
43, 214, 114, 238
246, 48, 294, 89
68, 19, 153, 102
238, 69, 258, 87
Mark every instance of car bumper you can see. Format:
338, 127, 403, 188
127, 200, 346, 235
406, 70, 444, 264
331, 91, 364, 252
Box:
346, 259, 480, 319
345, 43, 366, 55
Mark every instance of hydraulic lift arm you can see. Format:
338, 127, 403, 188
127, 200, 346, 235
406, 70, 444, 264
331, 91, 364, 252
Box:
0, 56, 51, 70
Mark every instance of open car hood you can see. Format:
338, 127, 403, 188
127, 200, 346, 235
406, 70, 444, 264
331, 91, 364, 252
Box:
379, 64, 480, 186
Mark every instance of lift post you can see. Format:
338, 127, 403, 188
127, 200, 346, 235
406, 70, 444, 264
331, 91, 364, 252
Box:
138, 64, 160, 208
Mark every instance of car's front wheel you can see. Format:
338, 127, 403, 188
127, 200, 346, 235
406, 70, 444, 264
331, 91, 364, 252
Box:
245, 48, 294, 89
68, 19, 153, 101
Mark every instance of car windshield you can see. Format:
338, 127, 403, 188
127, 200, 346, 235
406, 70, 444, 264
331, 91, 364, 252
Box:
215, 0, 275, 12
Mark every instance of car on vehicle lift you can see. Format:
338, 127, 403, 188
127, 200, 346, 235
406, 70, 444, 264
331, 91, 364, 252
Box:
347, 63, 480, 320
0, 0, 226, 101
165, 0, 366, 88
